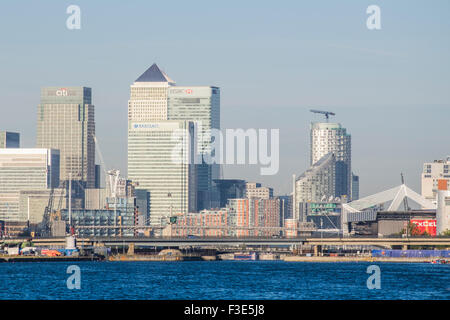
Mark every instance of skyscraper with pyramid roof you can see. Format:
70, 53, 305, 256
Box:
128, 64, 220, 227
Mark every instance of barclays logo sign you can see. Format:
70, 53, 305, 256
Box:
133, 123, 159, 129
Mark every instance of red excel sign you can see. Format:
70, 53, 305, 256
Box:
411, 219, 436, 236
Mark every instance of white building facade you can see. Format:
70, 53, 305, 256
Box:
128, 64, 175, 122
293, 153, 336, 220
127, 64, 220, 222
421, 158, 450, 204
0, 149, 60, 222
436, 183, 450, 235
245, 182, 274, 199
128, 121, 197, 227
310, 122, 351, 199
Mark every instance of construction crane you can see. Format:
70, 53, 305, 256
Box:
401, 173, 412, 238
56, 181, 67, 214
93, 135, 107, 180
40, 187, 55, 236
310, 109, 335, 122
94, 134, 113, 194
93, 135, 124, 232
107, 169, 120, 228
51, 181, 67, 223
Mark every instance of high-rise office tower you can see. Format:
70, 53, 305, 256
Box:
310, 122, 351, 199
128, 121, 197, 227
128, 64, 220, 213
0, 131, 20, 148
168, 86, 220, 210
293, 153, 336, 220
37, 87, 95, 188
128, 64, 175, 122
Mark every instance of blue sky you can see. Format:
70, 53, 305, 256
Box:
0, 1, 449, 196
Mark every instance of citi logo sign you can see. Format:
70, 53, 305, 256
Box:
56, 88, 68, 96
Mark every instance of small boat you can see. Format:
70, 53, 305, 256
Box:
259, 253, 279, 261
217, 253, 234, 261
430, 259, 448, 264
233, 252, 258, 261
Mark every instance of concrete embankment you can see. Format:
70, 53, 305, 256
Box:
0, 255, 102, 262
108, 254, 204, 262
109, 254, 182, 261
283, 256, 445, 263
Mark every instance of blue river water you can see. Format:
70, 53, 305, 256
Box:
0, 261, 449, 300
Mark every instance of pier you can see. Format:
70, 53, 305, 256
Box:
4, 236, 449, 249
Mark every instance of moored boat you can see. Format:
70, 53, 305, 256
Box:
233, 252, 258, 261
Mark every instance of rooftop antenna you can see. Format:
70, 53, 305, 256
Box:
310, 109, 336, 122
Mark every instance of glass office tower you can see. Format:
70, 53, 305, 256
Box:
128, 64, 220, 219
168, 86, 220, 210
37, 87, 95, 188
128, 120, 197, 227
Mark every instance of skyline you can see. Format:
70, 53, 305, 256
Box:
0, 1, 449, 197
1, 1, 450, 305
3, 83, 449, 198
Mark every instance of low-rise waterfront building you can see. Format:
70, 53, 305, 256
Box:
168, 197, 281, 238
170, 208, 230, 237
61, 197, 138, 237
227, 198, 281, 237
299, 201, 342, 230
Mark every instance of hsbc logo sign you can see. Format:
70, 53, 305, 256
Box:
169, 88, 194, 95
